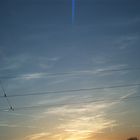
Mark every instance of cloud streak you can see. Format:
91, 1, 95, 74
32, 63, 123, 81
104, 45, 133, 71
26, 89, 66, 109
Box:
24, 101, 118, 140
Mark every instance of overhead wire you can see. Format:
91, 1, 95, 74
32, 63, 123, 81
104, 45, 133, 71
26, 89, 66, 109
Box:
0, 94, 140, 112
0, 68, 140, 112
0, 83, 139, 98
0, 67, 140, 80
0, 80, 14, 111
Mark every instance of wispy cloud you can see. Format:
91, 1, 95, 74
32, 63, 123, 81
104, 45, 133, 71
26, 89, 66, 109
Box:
19, 73, 46, 80
0, 54, 60, 80
0, 54, 29, 71
9, 63, 130, 81
0, 53, 60, 71
26, 101, 118, 140
24, 132, 51, 140
0, 123, 40, 129
113, 35, 139, 50
25, 85, 139, 139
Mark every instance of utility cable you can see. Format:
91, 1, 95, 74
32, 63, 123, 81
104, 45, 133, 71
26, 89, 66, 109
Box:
0, 67, 140, 80
0, 83, 139, 98
0, 94, 140, 112
0, 80, 14, 111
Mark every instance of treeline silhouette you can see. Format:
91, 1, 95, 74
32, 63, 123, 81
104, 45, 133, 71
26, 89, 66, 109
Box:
127, 137, 139, 140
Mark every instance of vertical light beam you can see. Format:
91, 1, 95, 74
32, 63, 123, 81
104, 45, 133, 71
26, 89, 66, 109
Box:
72, 0, 75, 24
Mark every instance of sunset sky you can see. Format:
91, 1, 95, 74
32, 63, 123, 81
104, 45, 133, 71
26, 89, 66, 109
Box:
0, 0, 140, 140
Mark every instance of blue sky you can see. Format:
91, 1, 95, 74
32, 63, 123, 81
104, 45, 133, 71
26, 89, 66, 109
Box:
0, 0, 140, 140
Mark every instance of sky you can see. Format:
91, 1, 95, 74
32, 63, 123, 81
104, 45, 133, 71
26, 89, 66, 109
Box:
0, 0, 140, 140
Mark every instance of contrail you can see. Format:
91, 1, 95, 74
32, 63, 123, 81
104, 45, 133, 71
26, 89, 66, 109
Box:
72, 0, 75, 24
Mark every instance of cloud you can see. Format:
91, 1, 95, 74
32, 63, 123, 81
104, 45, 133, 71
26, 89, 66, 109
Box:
45, 103, 113, 116
0, 54, 29, 71
21, 96, 121, 140
24, 132, 51, 140
24, 112, 117, 140
0, 123, 39, 129
0, 123, 18, 128
39, 56, 60, 69
0, 53, 60, 80
0, 53, 59, 72
28, 102, 118, 140
19, 73, 46, 80
57, 115, 117, 137
15, 63, 129, 80
114, 35, 139, 50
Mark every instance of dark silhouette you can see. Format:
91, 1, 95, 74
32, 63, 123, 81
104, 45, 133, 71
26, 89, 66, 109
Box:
127, 137, 139, 140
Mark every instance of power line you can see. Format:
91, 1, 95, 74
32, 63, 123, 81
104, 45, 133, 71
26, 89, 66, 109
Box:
0, 80, 14, 111
0, 83, 140, 98
0, 67, 140, 80
0, 94, 140, 112
0, 68, 139, 112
